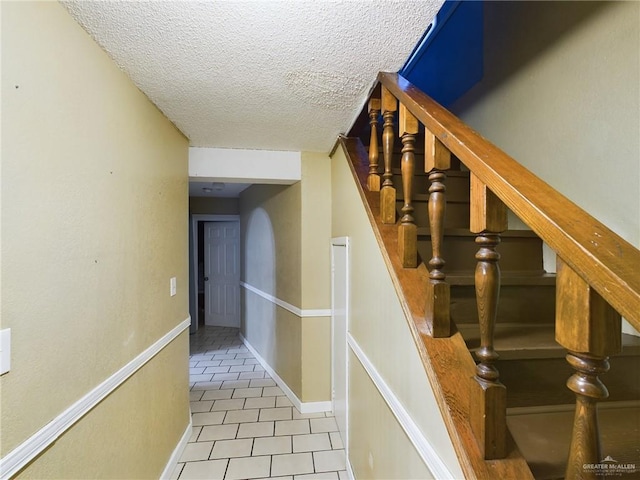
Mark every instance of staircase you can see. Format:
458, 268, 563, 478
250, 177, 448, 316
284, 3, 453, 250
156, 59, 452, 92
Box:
341, 73, 640, 479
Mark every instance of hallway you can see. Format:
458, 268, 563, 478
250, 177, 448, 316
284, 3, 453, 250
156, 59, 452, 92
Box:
171, 326, 347, 480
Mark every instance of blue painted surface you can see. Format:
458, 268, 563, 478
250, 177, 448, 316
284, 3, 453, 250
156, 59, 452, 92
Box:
400, 1, 483, 108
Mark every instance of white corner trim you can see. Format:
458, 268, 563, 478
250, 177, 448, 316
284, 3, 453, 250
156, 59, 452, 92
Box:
160, 417, 192, 479
330, 236, 349, 247
0, 317, 191, 479
347, 333, 456, 480
239, 333, 332, 414
240, 282, 331, 318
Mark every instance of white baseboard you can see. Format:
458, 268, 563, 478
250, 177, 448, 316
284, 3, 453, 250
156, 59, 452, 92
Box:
346, 458, 355, 480
240, 333, 332, 414
0, 318, 191, 479
298, 399, 333, 414
160, 417, 192, 479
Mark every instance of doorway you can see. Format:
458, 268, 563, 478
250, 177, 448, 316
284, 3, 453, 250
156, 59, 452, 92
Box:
203, 221, 240, 327
189, 215, 241, 333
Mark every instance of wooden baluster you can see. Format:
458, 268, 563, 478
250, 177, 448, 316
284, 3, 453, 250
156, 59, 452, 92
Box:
469, 173, 508, 459
367, 98, 381, 191
555, 258, 622, 480
380, 86, 397, 224
398, 104, 418, 268
425, 130, 451, 338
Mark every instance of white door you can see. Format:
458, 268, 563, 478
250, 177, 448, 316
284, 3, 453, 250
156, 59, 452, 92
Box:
331, 237, 349, 451
204, 221, 240, 327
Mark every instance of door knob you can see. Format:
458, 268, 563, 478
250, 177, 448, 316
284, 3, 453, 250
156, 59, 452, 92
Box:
204, 276, 209, 281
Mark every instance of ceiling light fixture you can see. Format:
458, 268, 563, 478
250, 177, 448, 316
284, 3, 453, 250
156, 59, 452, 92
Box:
202, 187, 213, 193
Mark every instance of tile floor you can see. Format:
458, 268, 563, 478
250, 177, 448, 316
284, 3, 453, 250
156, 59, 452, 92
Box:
170, 326, 347, 480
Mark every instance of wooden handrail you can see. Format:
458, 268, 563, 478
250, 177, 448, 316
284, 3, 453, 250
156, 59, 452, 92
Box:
378, 72, 640, 330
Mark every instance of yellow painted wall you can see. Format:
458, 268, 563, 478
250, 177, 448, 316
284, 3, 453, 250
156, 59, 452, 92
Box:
240, 183, 303, 397
1, 2, 190, 477
240, 154, 332, 403
16, 335, 189, 479
241, 291, 303, 396
301, 316, 331, 402
241, 184, 302, 305
348, 352, 435, 480
301, 152, 331, 310
453, 1, 640, 247
300, 153, 332, 402
331, 146, 464, 478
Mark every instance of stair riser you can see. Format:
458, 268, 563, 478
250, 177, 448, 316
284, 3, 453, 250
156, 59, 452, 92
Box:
417, 236, 545, 272
451, 284, 556, 325
500, 355, 640, 408
406, 203, 470, 229
382, 150, 463, 171
393, 172, 471, 205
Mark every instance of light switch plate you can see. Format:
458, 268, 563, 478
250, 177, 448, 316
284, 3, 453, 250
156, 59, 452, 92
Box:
170, 277, 177, 296
0, 328, 11, 375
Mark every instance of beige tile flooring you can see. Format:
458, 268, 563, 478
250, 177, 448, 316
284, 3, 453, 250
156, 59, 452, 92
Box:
170, 326, 347, 480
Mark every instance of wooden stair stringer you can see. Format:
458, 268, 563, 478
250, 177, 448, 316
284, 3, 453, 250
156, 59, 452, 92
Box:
339, 136, 534, 480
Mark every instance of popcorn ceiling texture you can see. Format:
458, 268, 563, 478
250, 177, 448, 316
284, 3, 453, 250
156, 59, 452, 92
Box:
62, 1, 443, 152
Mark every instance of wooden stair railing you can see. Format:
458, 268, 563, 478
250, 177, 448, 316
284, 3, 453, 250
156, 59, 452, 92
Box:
555, 257, 623, 479
425, 130, 452, 338
398, 104, 419, 268
469, 173, 508, 460
349, 72, 640, 479
367, 98, 381, 192
380, 86, 397, 225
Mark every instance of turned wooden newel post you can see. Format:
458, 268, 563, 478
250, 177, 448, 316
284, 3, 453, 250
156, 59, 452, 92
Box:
398, 103, 418, 268
425, 130, 451, 337
367, 98, 381, 192
555, 258, 622, 480
469, 173, 508, 459
380, 86, 397, 224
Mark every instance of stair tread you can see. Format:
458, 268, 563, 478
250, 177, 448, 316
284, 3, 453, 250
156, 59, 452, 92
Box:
416, 227, 543, 237
391, 167, 469, 177
447, 271, 556, 286
507, 404, 640, 480
458, 323, 640, 359
400, 193, 470, 203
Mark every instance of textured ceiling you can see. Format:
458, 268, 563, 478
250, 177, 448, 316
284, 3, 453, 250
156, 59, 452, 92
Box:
62, 0, 443, 152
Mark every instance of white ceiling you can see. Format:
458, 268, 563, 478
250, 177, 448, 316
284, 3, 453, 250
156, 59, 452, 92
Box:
62, 0, 443, 153
189, 180, 250, 198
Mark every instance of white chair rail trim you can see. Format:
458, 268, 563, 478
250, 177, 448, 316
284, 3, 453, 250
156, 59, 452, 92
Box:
0, 317, 191, 479
240, 281, 331, 318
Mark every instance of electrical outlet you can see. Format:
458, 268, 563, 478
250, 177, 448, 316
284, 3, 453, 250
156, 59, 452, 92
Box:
170, 277, 177, 296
